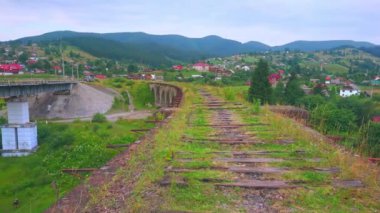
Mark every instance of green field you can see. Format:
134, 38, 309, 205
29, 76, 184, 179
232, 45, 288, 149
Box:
164, 70, 204, 81
0, 119, 154, 212
324, 64, 349, 74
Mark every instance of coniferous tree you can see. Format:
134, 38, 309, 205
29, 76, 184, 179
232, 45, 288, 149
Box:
273, 81, 285, 104
248, 59, 272, 104
284, 72, 305, 105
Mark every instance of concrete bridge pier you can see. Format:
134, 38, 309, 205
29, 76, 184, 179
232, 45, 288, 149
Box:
0, 79, 76, 157
1, 97, 37, 157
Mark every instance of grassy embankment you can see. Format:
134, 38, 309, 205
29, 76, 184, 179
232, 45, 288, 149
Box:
86, 83, 380, 212
0, 120, 154, 212
0, 79, 156, 212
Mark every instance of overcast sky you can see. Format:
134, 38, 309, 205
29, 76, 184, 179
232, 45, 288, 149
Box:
1, 0, 379, 45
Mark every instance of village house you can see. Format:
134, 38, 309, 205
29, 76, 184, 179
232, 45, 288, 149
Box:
0, 63, 23, 74
95, 74, 107, 80
301, 85, 313, 95
325, 76, 331, 85
310, 79, 320, 84
339, 85, 360, 97
241, 65, 250, 71
268, 70, 284, 87
372, 116, 380, 123
370, 76, 380, 86
209, 66, 233, 76
192, 62, 210, 72
172, 65, 183, 71
268, 73, 281, 86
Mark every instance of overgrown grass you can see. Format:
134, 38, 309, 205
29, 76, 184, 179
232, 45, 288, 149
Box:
81, 83, 380, 212
0, 119, 154, 212
102, 78, 155, 110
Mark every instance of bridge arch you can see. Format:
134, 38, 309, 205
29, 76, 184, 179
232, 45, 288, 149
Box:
149, 83, 182, 108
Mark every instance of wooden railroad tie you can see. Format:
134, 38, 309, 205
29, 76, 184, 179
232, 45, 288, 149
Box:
130, 129, 150, 133
194, 123, 269, 127
62, 168, 97, 173
106, 144, 130, 148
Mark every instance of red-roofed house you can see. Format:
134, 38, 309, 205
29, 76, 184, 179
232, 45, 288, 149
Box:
268, 73, 282, 86
372, 116, 380, 123
0, 63, 23, 74
95, 74, 107, 80
172, 65, 183, 71
325, 76, 331, 84
53, 66, 62, 71
193, 62, 210, 72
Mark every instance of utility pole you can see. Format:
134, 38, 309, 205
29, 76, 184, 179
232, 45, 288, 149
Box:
71, 63, 74, 79
76, 64, 79, 79
60, 39, 65, 77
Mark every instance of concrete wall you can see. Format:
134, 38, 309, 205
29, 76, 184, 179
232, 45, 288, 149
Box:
7, 101, 29, 124
17, 126, 37, 150
1, 125, 37, 150
1, 128, 16, 150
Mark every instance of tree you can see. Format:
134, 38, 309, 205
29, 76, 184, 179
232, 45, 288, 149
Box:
284, 72, 304, 105
273, 81, 285, 104
18, 52, 29, 63
248, 59, 272, 104
127, 64, 138, 73
336, 96, 376, 125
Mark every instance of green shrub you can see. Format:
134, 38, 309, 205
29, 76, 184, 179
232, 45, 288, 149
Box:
310, 103, 357, 133
92, 113, 107, 123
223, 87, 235, 101
360, 122, 380, 157
0, 116, 7, 125
298, 95, 326, 110
251, 99, 261, 114
129, 82, 155, 109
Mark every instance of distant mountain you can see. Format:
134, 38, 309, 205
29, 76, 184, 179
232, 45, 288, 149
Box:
3, 31, 376, 66
361, 46, 380, 58
273, 40, 375, 51
11, 31, 270, 56
241, 41, 271, 52
61, 36, 204, 66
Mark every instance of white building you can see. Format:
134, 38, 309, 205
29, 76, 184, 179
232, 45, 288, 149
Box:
339, 85, 360, 97
192, 62, 210, 72
241, 66, 250, 71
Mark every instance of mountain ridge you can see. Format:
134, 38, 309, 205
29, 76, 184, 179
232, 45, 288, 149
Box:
2, 30, 377, 66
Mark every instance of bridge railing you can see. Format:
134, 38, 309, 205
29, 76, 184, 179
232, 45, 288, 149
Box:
0, 78, 77, 86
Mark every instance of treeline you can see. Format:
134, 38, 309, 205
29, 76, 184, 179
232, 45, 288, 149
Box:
361, 45, 380, 58
47, 37, 204, 67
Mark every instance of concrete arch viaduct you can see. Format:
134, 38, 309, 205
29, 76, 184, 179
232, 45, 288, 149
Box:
149, 83, 183, 108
